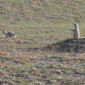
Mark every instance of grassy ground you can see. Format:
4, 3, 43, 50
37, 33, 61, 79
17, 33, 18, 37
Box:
0, 23, 85, 85
0, 0, 85, 85
1, 0, 85, 24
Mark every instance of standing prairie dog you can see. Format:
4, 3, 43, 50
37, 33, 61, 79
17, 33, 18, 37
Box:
2, 31, 16, 37
72, 23, 80, 39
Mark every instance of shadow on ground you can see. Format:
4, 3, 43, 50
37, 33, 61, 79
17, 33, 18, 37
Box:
42, 38, 85, 53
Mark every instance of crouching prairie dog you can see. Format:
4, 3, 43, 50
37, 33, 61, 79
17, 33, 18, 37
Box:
2, 31, 16, 38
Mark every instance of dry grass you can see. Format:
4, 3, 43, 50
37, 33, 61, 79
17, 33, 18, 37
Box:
0, 23, 85, 85
0, 50, 85, 85
0, 0, 85, 85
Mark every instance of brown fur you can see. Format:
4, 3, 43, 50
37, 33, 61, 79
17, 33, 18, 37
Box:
2, 31, 16, 37
72, 24, 80, 39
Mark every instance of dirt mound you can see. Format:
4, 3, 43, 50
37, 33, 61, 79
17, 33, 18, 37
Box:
43, 38, 85, 53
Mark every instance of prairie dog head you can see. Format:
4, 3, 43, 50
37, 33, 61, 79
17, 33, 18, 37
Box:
2, 30, 8, 34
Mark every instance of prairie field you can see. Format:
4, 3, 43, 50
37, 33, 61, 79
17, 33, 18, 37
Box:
0, 0, 85, 85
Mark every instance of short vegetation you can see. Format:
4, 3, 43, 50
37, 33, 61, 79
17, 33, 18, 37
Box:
0, 0, 85, 85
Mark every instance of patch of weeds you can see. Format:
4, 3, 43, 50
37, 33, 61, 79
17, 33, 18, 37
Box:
28, 79, 34, 83
30, 55, 39, 59
50, 79, 56, 84
16, 69, 27, 77
0, 66, 3, 70
37, 64, 44, 69
65, 66, 72, 71
57, 76, 63, 81
33, 81, 45, 85
74, 70, 85, 75
29, 69, 33, 73
47, 65, 54, 69
61, 79, 83, 85
19, 82, 25, 85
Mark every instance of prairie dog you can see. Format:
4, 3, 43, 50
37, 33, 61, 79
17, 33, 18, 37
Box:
72, 24, 80, 39
2, 31, 16, 37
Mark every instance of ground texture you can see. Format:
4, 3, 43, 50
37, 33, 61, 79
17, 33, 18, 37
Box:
44, 38, 85, 53
0, 38, 85, 85
0, 0, 85, 85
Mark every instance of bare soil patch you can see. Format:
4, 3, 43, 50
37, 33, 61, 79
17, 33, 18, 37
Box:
43, 38, 85, 53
